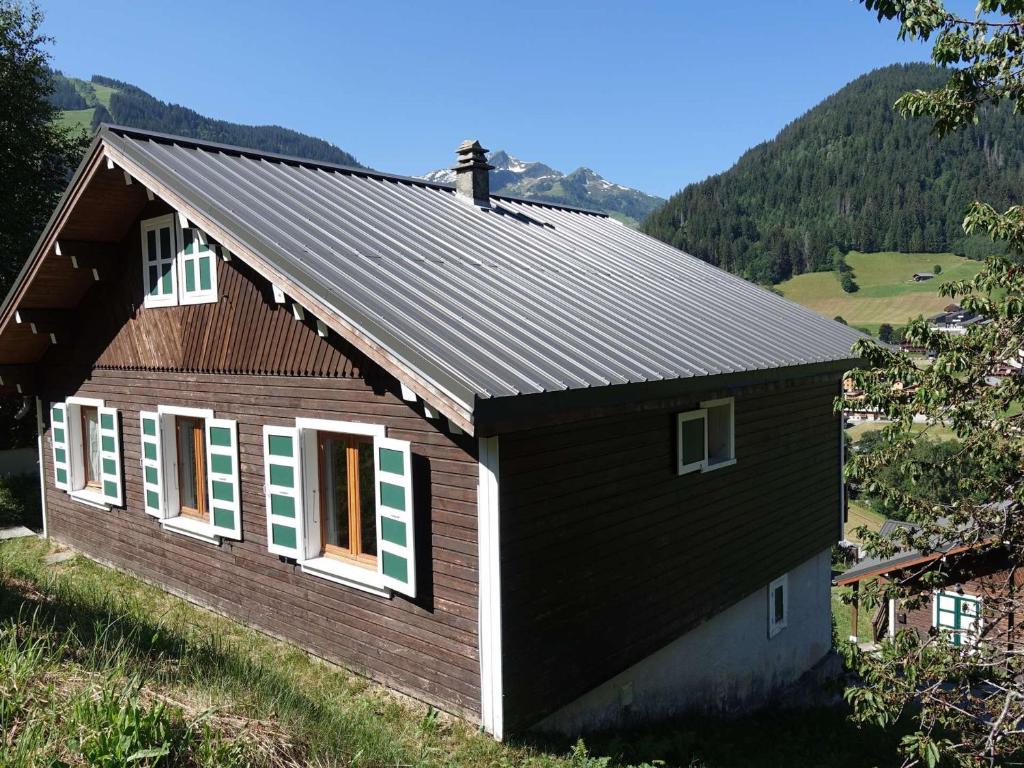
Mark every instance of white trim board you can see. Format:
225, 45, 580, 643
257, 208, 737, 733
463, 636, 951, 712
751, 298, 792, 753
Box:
478, 435, 503, 739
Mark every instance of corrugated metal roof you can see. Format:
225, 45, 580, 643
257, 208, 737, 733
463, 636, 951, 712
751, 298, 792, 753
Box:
102, 125, 863, 407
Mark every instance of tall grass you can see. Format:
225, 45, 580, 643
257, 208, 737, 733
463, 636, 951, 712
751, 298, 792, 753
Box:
0, 537, 901, 767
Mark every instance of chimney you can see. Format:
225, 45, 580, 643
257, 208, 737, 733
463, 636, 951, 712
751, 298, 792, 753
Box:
453, 139, 493, 206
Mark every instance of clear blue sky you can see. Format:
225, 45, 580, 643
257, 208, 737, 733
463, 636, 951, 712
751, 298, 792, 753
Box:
38, 0, 938, 198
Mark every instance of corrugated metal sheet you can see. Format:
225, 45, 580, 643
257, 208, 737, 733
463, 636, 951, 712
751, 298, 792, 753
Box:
103, 125, 863, 406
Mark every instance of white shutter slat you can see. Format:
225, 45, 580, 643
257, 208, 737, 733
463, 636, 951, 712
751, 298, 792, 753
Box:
263, 425, 303, 558
374, 436, 415, 597
50, 402, 69, 490
206, 418, 241, 539
98, 406, 122, 505
140, 410, 165, 518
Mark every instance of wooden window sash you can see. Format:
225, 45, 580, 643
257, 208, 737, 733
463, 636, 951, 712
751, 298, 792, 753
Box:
176, 415, 207, 521
80, 405, 101, 490
318, 431, 376, 567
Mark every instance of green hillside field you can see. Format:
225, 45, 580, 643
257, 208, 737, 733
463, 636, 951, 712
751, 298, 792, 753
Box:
777, 251, 984, 335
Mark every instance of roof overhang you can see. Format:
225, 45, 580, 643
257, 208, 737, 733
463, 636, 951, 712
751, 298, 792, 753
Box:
0, 129, 477, 433
834, 541, 985, 586
473, 358, 859, 435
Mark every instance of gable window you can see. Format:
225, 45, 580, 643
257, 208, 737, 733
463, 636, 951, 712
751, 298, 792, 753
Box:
177, 227, 218, 304
140, 216, 218, 308
141, 215, 178, 308
768, 573, 788, 638
140, 405, 240, 544
934, 591, 982, 647
50, 397, 123, 508
263, 418, 415, 598
677, 397, 735, 474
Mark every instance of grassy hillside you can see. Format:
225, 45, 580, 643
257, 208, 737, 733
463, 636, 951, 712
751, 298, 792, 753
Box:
778, 251, 984, 334
0, 533, 904, 766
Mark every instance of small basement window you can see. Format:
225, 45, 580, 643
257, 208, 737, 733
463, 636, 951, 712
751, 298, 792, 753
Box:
677, 397, 735, 474
768, 574, 788, 638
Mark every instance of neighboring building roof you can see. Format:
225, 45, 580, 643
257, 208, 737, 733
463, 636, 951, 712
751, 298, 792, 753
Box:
1, 126, 864, 429
836, 509, 1009, 586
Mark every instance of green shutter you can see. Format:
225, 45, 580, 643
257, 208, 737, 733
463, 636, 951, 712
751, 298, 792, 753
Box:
374, 435, 415, 597
264, 426, 303, 558
206, 418, 241, 539
98, 406, 122, 505
50, 402, 69, 490
139, 411, 164, 518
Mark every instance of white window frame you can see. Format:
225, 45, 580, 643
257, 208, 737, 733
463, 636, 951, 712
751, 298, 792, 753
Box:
676, 408, 708, 475
177, 224, 218, 305
700, 397, 736, 471
932, 589, 983, 648
768, 573, 788, 638
140, 215, 179, 308
295, 417, 390, 596
155, 404, 219, 544
65, 396, 109, 509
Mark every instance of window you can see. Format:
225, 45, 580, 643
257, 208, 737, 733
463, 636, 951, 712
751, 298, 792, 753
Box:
263, 418, 416, 597
177, 227, 218, 304
677, 397, 735, 474
140, 216, 218, 308
80, 405, 101, 490
140, 406, 241, 543
50, 397, 123, 507
175, 415, 208, 521
141, 215, 178, 307
318, 432, 377, 566
768, 574, 788, 637
934, 591, 982, 647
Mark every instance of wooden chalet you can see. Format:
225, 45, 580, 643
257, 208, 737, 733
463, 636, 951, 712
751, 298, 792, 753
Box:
0, 126, 864, 737
836, 518, 1018, 649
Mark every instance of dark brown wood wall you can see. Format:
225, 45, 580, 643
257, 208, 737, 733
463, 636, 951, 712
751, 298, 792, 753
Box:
37, 209, 481, 717
497, 375, 842, 731
54, 200, 361, 377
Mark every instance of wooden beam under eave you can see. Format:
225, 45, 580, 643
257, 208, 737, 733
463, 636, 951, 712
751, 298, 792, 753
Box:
0, 365, 37, 394
54, 240, 118, 282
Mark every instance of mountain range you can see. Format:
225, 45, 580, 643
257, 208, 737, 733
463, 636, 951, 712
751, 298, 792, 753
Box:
420, 151, 664, 226
50, 73, 662, 225
642, 63, 1024, 284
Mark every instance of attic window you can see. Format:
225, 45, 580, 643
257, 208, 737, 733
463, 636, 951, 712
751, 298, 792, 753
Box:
140, 216, 218, 307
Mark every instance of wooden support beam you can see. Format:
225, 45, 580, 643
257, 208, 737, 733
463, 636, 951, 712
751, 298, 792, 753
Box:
145, 187, 154, 201
15, 308, 72, 337
123, 170, 132, 186
0, 365, 37, 393
53, 240, 118, 282
850, 581, 860, 643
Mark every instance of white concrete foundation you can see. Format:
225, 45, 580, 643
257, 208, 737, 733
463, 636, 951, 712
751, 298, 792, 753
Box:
537, 547, 834, 734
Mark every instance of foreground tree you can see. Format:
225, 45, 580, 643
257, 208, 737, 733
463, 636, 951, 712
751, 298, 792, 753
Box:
0, 1, 85, 448
844, 3, 1024, 765
0, 0, 86, 291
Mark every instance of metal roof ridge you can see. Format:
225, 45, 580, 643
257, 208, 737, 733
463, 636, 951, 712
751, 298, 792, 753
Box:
98, 124, 611, 219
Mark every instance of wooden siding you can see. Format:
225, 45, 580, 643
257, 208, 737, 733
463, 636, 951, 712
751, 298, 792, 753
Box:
36, 208, 482, 716
41, 369, 480, 716
497, 375, 842, 730
45, 201, 361, 377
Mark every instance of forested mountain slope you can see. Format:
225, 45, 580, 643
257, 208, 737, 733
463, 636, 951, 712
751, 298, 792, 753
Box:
642, 63, 1024, 283
50, 72, 362, 168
